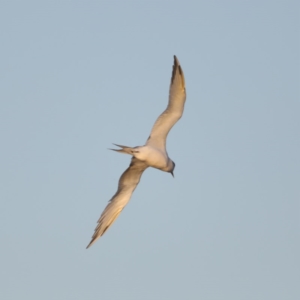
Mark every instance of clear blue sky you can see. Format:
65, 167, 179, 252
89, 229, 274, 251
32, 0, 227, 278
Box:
1, 1, 299, 299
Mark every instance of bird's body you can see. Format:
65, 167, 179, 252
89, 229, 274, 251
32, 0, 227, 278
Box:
113, 144, 171, 171
86, 55, 186, 248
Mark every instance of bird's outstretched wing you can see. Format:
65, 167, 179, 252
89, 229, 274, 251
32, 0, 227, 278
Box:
146, 55, 186, 150
86, 157, 148, 248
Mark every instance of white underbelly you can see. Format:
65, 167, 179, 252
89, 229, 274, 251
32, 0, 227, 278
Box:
134, 146, 168, 169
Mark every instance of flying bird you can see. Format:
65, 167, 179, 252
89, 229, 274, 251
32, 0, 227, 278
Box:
86, 55, 186, 248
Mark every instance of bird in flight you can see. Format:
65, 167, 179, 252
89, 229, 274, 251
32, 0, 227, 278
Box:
86, 55, 186, 248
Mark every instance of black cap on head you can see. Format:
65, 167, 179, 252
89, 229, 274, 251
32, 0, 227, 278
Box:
170, 161, 175, 177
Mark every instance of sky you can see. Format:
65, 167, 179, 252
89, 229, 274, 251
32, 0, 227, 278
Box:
0, 1, 299, 299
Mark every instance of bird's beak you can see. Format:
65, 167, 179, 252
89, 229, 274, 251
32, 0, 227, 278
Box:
170, 171, 174, 178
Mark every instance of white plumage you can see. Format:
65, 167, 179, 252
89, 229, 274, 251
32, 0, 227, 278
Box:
86, 56, 186, 248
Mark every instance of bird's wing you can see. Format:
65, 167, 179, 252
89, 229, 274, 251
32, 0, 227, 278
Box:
86, 157, 148, 248
146, 55, 186, 150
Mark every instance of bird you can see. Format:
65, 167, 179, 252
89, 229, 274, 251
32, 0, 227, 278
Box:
86, 55, 186, 248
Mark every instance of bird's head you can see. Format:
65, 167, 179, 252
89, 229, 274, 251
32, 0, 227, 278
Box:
169, 160, 175, 177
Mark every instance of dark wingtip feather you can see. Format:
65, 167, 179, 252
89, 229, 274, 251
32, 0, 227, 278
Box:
171, 55, 180, 85
86, 241, 93, 249
171, 55, 185, 88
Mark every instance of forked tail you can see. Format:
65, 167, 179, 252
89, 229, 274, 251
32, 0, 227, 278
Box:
109, 144, 139, 155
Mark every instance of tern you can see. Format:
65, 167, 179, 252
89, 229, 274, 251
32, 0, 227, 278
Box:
86, 55, 186, 248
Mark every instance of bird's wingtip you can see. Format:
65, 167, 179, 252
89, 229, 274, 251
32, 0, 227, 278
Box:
171, 55, 183, 85
86, 240, 94, 249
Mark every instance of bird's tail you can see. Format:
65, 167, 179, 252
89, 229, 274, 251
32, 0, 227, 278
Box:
109, 144, 139, 155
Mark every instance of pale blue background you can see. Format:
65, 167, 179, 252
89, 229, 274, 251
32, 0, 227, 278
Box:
1, 1, 299, 299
